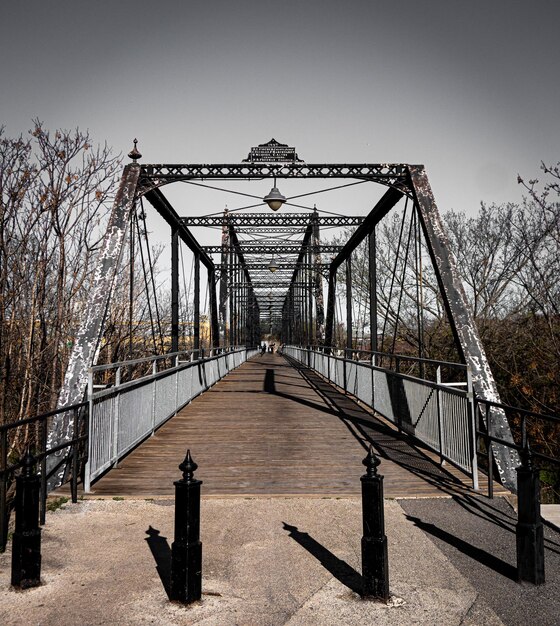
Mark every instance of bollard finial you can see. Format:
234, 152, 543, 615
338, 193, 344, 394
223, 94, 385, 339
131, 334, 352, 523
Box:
520, 440, 534, 470
362, 445, 380, 478
22, 447, 35, 478
179, 449, 198, 482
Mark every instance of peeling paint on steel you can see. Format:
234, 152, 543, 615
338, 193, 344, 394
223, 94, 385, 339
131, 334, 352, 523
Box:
46, 164, 141, 490
408, 165, 519, 491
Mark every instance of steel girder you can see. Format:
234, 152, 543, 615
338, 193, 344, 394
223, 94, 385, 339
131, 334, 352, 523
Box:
181, 213, 364, 228
202, 244, 342, 255
407, 165, 519, 490
137, 163, 408, 196
48, 163, 141, 489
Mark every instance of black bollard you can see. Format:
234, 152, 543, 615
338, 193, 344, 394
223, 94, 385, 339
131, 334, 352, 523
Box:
516, 444, 545, 584
361, 445, 389, 601
170, 450, 202, 603
11, 450, 41, 589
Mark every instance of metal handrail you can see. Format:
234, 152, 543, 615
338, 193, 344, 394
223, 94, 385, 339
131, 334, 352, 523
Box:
285, 344, 560, 499
85, 346, 256, 489
0, 401, 89, 553
283, 345, 477, 485
307, 345, 468, 371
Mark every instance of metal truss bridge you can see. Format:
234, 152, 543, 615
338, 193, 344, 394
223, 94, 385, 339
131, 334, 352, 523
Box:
37, 137, 541, 506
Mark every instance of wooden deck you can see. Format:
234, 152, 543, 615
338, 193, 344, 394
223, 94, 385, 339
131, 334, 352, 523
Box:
88, 353, 507, 498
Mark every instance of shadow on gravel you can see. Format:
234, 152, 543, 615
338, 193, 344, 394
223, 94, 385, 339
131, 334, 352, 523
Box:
405, 514, 517, 580
282, 522, 362, 595
145, 526, 172, 598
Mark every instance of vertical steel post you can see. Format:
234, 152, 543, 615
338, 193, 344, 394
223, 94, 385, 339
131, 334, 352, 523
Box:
70, 407, 79, 504
346, 257, 352, 352
311, 210, 325, 344
170, 450, 202, 603
11, 451, 41, 589
467, 368, 479, 491
40, 417, 47, 525
516, 446, 545, 584
219, 210, 230, 344
84, 369, 94, 493
325, 269, 336, 350
209, 268, 219, 349
308, 247, 313, 345
361, 445, 389, 601
171, 228, 180, 354
193, 252, 200, 353
436, 366, 445, 465
368, 230, 377, 353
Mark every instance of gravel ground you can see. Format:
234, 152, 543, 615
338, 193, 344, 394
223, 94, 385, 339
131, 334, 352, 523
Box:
0, 497, 504, 625
399, 495, 560, 626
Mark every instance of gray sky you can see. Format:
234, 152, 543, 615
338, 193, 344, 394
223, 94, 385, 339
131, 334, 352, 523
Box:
1, 0, 559, 218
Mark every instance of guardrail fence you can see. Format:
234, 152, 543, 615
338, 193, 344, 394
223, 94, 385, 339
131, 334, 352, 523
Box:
1, 346, 256, 552
86, 346, 256, 490
283, 345, 478, 487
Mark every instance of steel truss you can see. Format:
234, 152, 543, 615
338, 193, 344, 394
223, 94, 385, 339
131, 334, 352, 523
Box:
137, 163, 408, 196
203, 244, 342, 255
55, 151, 519, 493
182, 213, 363, 228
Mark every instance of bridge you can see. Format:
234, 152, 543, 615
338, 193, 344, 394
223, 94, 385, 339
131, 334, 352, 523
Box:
86, 351, 500, 499
1, 140, 559, 601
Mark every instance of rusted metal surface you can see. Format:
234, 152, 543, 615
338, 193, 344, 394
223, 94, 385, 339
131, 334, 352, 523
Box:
407, 165, 519, 491
47, 164, 141, 489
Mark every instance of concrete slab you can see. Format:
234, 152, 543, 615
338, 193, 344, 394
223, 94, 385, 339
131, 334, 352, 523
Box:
0, 498, 503, 625
542, 504, 560, 531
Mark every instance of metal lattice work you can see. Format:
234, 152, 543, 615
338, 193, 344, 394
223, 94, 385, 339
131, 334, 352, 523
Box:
137, 162, 409, 196
182, 213, 363, 228
203, 244, 342, 255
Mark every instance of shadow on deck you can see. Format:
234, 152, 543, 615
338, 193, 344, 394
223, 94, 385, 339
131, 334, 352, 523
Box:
86, 353, 505, 498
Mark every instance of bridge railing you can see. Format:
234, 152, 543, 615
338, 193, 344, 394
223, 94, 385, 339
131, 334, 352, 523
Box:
474, 398, 560, 499
283, 345, 478, 487
0, 346, 257, 552
0, 402, 88, 552
86, 346, 257, 490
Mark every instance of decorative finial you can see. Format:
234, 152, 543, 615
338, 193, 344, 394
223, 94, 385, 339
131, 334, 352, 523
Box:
520, 440, 534, 470
179, 449, 198, 482
362, 445, 380, 477
128, 138, 142, 162
23, 447, 36, 478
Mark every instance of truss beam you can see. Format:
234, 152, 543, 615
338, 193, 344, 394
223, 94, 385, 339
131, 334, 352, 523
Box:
408, 165, 519, 490
139, 163, 408, 195
182, 213, 364, 228
203, 244, 342, 255
144, 188, 215, 271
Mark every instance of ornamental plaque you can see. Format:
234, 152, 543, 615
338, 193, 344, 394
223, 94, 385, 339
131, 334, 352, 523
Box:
243, 138, 304, 163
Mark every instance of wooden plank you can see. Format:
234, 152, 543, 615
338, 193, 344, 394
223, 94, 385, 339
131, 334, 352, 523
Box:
86, 354, 508, 499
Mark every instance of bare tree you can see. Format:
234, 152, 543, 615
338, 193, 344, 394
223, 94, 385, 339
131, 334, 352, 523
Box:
0, 122, 121, 430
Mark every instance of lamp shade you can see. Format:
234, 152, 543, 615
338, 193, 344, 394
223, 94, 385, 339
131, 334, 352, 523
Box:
263, 186, 286, 211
